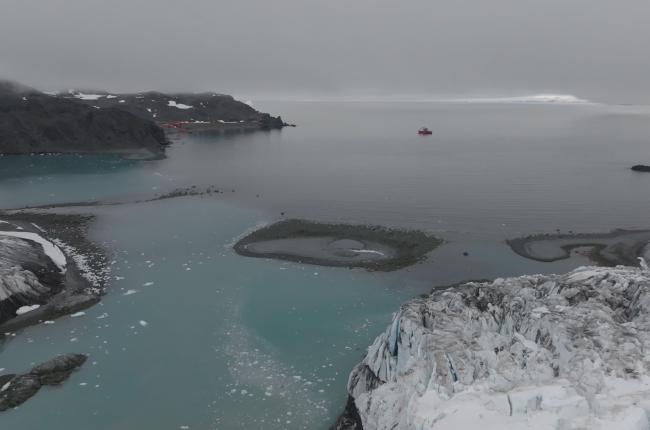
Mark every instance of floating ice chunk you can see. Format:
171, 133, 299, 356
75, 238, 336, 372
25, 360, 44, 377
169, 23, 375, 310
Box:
143, 282, 154, 287
16, 304, 40, 315
123, 289, 139, 296
70, 311, 86, 318
139, 320, 148, 327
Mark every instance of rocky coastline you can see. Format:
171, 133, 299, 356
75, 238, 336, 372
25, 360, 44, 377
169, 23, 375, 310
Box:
0, 80, 290, 157
507, 229, 650, 266
0, 211, 108, 332
0, 210, 108, 412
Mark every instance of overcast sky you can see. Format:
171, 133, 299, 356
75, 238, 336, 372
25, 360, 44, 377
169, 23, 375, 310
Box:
1, 0, 648, 103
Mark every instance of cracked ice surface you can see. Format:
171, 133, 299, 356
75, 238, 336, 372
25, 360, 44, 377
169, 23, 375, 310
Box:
346, 265, 650, 429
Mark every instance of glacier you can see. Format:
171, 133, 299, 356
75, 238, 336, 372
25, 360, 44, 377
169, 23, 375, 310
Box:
339, 265, 650, 429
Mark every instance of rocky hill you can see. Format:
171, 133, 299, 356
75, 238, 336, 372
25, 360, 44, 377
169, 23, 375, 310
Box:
0, 80, 289, 156
0, 81, 168, 156
60, 89, 285, 128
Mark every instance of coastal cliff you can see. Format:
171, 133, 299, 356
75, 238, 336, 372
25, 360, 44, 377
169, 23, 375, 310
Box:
336, 264, 650, 429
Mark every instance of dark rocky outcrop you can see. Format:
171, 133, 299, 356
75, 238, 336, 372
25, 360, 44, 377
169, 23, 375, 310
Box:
0, 80, 290, 155
60, 89, 288, 130
0, 353, 87, 411
631, 165, 650, 172
0, 81, 168, 156
332, 396, 364, 430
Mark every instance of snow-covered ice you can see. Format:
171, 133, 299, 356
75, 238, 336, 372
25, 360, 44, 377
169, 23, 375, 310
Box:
343, 265, 650, 430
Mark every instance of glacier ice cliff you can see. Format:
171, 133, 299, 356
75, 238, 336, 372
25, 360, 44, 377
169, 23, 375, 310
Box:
337, 265, 650, 429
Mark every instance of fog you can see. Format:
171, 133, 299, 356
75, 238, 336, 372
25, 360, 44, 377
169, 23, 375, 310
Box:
0, 0, 648, 103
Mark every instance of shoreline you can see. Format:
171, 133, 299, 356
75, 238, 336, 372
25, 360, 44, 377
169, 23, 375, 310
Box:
0, 211, 109, 334
507, 229, 650, 266
233, 219, 443, 272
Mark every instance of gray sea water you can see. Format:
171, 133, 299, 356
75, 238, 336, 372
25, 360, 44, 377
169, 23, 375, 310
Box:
1, 101, 649, 429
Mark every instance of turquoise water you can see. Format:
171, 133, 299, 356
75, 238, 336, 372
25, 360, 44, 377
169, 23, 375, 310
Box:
1, 101, 649, 428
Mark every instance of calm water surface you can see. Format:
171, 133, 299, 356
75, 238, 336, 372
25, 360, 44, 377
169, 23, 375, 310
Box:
0, 101, 649, 429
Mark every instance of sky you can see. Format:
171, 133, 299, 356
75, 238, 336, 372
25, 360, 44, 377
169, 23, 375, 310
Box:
0, 0, 648, 103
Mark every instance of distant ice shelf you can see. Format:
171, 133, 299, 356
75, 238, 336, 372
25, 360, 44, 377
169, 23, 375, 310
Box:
440, 94, 591, 104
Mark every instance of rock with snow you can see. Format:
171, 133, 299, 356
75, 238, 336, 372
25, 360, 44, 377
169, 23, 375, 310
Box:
0, 353, 87, 411
338, 265, 650, 430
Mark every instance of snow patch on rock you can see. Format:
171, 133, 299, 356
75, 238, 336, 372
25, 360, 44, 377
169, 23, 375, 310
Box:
168, 100, 193, 110
15, 304, 40, 315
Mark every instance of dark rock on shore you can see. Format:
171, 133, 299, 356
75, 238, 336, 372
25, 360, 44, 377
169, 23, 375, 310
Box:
0, 353, 87, 411
0, 81, 168, 156
332, 396, 364, 430
631, 165, 650, 172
